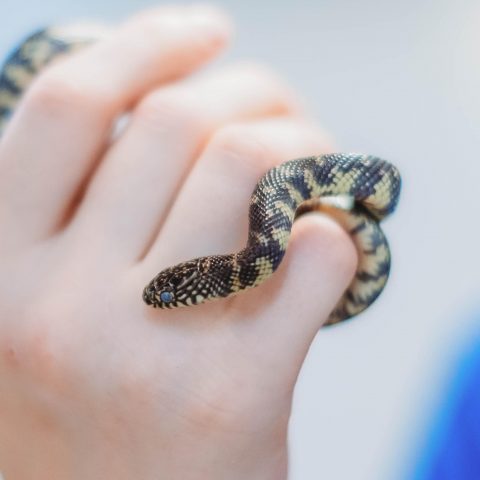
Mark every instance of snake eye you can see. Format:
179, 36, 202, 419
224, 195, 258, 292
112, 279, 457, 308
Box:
160, 291, 174, 304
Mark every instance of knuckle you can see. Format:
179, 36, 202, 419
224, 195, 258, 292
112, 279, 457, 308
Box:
26, 69, 112, 118
208, 124, 281, 167
125, 8, 220, 60
218, 61, 299, 111
136, 88, 207, 133
144, 10, 187, 37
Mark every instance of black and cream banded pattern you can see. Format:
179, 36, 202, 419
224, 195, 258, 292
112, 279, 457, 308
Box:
0, 28, 402, 326
0, 28, 89, 134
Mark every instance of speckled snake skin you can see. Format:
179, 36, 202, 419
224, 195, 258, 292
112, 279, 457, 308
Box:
0, 29, 401, 326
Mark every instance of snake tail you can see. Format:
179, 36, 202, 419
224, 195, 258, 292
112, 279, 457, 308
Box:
0, 28, 91, 133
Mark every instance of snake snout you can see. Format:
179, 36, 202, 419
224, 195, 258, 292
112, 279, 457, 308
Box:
142, 284, 156, 306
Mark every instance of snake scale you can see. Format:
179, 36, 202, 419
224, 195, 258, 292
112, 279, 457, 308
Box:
0, 28, 401, 326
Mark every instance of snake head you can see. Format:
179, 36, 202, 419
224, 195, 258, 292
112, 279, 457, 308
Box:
142, 258, 206, 309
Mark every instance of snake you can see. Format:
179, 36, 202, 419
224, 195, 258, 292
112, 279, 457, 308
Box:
0, 28, 401, 326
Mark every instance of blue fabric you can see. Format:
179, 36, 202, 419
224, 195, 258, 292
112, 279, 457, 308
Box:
414, 326, 480, 479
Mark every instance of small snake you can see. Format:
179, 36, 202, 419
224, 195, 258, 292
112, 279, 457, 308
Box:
0, 28, 401, 326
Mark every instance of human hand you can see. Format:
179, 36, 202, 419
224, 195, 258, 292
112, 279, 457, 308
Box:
0, 5, 356, 479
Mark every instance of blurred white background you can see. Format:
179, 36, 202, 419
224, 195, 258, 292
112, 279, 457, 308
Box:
1, 0, 479, 479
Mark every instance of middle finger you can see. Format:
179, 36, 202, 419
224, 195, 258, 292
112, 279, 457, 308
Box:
69, 64, 300, 263
141, 117, 333, 279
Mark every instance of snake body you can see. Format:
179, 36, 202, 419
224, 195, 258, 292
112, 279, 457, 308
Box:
0, 29, 401, 326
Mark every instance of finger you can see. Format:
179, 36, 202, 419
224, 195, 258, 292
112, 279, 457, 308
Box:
68, 64, 302, 265
141, 117, 334, 277
230, 213, 357, 384
0, 5, 232, 248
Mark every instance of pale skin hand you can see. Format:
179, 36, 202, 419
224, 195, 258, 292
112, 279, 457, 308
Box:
0, 5, 357, 480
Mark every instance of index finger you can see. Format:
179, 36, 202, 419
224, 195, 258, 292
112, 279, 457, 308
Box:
0, 5, 232, 246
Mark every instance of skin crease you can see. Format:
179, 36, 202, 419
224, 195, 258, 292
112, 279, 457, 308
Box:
0, 5, 357, 480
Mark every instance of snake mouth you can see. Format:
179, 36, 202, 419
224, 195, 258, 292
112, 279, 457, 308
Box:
142, 284, 156, 306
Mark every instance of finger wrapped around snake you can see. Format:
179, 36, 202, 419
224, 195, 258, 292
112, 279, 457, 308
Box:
0, 28, 401, 326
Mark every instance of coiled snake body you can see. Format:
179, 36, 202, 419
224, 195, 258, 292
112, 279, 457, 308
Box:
0, 29, 401, 326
